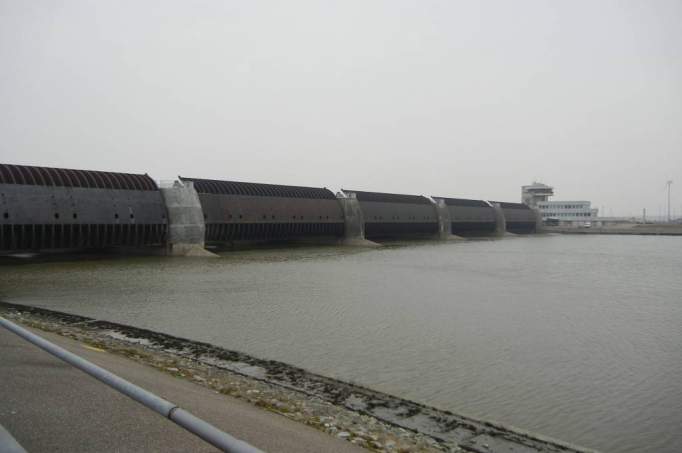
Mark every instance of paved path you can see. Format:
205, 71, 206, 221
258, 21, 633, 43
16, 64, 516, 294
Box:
0, 326, 363, 453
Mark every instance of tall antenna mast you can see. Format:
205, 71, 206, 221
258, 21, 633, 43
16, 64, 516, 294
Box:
667, 180, 673, 223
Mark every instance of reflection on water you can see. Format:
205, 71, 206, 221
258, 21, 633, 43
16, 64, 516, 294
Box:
2, 235, 681, 453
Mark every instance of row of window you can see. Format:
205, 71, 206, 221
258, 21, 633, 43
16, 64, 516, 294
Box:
539, 204, 589, 210
544, 212, 592, 217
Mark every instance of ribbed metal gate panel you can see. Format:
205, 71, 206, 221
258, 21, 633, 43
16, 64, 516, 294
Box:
1, 164, 167, 252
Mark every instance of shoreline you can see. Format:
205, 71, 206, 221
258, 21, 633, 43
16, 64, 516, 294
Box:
0, 301, 597, 453
543, 225, 682, 236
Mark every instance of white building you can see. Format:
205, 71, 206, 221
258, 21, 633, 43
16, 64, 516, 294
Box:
536, 201, 597, 223
522, 182, 598, 225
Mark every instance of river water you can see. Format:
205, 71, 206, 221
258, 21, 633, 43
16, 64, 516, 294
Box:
1, 235, 680, 452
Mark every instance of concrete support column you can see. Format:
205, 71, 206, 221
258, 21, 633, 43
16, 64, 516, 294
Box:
160, 181, 215, 256
491, 202, 507, 237
336, 194, 378, 246
532, 207, 543, 233
432, 198, 455, 240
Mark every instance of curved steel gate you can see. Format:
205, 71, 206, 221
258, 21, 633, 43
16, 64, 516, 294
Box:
179, 177, 345, 243
0, 164, 167, 252
436, 197, 498, 236
342, 190, 439, 239
495, 202, 537, 234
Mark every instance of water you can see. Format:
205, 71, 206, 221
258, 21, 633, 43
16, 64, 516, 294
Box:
1, 235, 681, 452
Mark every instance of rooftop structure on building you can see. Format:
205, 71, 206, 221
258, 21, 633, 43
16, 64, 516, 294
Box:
521, 182, 554, 207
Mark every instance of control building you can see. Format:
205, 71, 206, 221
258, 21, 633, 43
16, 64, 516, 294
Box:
522, 182, 598, 225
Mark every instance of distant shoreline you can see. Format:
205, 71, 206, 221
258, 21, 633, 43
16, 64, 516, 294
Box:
544, 224, 682, 236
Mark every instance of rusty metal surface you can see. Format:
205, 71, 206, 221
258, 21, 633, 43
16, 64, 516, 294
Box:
433, 197, 498, 236
199, 194, 345, 242
438, 197, 490, 208
197, 194, 344, 225
181, 178, 336, 200
363, 222, 438, 238
342, 190, 438, 239
493, 201, 531, 210
0, 164, 157, 191
205, 222, 344, 242
181, 178, 345, 243
342, 190, 432, 205
493, 202, 536, 234
504, 222, 536, 234
0, 166, 167, 252
473, 201, 536, 234
1, 223, 166, 251
450, 221, 497, 235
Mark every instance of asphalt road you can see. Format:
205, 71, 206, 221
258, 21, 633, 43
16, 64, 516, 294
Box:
0, 325, 363, 453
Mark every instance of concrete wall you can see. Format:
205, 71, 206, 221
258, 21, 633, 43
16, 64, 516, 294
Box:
532, 207, 543, 233
159, 181, 209, 256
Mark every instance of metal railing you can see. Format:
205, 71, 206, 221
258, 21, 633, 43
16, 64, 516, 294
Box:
0, 316, 262, 453
0, 422, 27, 453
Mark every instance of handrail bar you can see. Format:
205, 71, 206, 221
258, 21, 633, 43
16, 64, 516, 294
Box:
0, 316, 262, 453
0, 423, 27, 453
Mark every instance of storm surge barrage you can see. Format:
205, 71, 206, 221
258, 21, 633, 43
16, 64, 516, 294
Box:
1, 163, 540, 255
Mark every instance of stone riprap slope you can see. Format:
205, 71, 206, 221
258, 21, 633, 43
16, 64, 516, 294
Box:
0, 301, 598, 453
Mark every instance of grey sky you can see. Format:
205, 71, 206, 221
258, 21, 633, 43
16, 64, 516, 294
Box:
1, 1, 681, 217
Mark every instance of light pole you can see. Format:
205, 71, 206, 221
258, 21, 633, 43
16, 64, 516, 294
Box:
667, 180, 673, 223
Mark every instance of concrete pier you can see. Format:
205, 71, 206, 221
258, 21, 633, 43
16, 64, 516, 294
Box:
532, 207, 544, 233
491, 202, 507, 236
159, 181, 214, 256
432, 198, 462, 240
336, 194, 378, 246
338, 194, 364, 240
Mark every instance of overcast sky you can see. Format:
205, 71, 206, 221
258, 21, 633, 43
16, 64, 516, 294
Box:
1, 1, 680, 217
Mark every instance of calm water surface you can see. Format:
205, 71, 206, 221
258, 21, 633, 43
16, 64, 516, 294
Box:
1, 235, 681, 452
